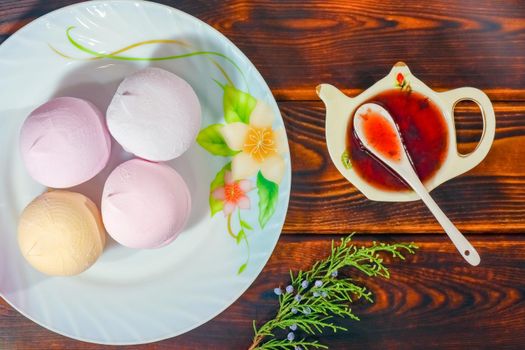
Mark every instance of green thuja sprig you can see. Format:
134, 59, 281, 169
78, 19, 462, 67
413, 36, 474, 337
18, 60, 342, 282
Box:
249, 235, 417, 350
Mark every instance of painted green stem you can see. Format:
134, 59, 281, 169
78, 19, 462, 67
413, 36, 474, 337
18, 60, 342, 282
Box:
63, 26, 247, 88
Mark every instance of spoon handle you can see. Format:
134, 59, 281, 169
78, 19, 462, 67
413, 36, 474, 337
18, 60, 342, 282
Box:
352, 102, 481, 266
407, 175, 481, 266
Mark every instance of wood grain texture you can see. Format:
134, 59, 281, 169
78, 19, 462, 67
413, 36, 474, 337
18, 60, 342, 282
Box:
1, 0, 525, 100
2, 235, 525, 349
281, 101, 525, 234
1, 1, 524, 349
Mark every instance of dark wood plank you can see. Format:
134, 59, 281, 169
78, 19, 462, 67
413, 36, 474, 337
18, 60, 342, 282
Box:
1, 0, 525, 101
2, 235, 524, 349
281, 101, 525, 234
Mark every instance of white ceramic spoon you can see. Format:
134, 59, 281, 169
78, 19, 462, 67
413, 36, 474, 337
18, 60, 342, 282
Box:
353, 103, 480, 266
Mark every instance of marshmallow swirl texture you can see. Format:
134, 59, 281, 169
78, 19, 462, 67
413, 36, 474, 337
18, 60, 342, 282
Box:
106, 67, 202, 161
19, 97, 111, 188
101, 159, 191, 249
17, 190, 106, 276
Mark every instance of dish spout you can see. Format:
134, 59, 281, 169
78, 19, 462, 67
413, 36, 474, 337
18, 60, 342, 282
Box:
316, 84, 349, 105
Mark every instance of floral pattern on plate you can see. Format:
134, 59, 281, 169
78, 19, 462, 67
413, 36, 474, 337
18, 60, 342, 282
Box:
197, 84, 285, 273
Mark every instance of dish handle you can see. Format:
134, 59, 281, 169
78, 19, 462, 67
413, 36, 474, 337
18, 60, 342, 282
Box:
440, 87, 496, 179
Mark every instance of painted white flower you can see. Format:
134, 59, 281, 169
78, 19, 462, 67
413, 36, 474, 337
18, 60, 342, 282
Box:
221, 100, 287, 184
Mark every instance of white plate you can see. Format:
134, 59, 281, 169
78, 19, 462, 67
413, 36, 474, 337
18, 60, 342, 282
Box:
0, 0, 291, 345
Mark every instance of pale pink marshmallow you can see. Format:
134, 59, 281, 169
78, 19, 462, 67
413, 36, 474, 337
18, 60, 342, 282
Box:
101, 159, 191, 249
106, 67, 201, 161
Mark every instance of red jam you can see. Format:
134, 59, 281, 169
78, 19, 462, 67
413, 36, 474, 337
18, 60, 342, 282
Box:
347, 89, 448, 191
359, 109, 402, 162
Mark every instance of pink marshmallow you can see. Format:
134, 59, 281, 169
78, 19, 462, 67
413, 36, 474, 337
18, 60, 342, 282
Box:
19, 97, 111, 188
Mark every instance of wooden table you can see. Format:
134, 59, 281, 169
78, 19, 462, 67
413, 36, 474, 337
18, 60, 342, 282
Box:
1, 1, 524, 349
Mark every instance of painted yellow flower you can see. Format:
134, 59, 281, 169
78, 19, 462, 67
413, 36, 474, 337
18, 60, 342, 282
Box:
221, 100, 287, 184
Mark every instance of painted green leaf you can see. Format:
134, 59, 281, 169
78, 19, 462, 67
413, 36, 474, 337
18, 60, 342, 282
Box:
209, 163, 231, 217
240, 220, 253, 231
197, 124, 238, 156
256, 171, 279, 229
341, 150, 352, 169
236, 229, 245, 245
223, 85, 257, 124
237, 262, 248, 275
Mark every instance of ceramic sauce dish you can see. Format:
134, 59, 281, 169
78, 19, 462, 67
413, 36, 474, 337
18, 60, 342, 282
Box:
317, 62, 496, 202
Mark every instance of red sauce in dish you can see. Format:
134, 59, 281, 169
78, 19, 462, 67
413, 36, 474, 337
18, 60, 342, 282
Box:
347, 89, 448, 191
